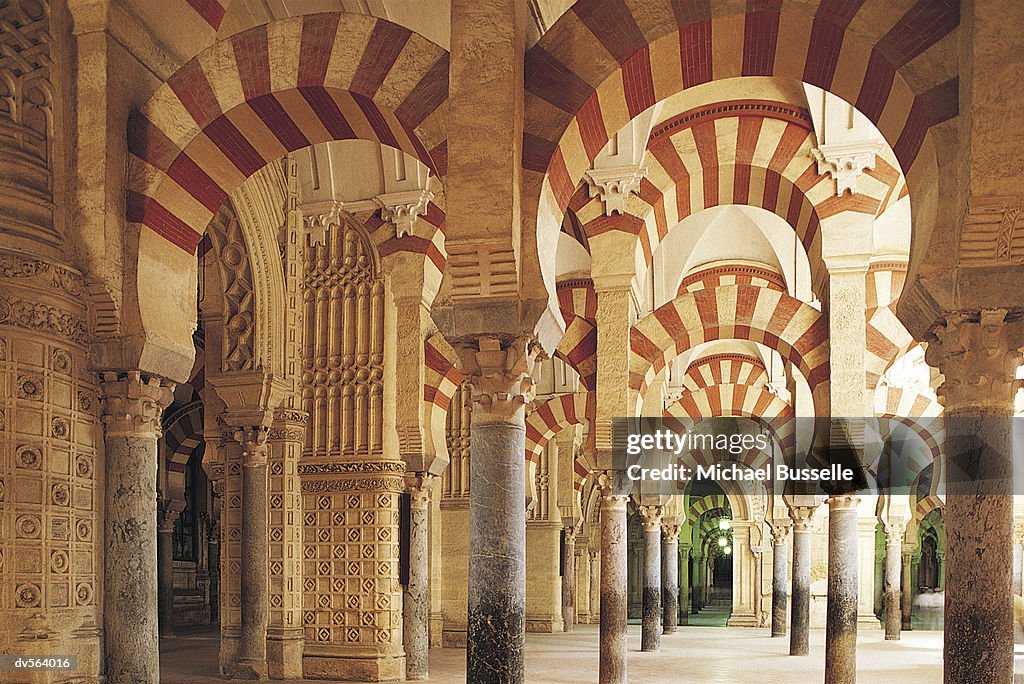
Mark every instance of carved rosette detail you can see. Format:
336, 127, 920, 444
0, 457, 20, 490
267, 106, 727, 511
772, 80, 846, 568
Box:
925, 309, 1024, 412
99, 371, 174, 437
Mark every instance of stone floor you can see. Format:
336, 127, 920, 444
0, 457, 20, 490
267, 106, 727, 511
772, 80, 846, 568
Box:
160, 623, 955, 682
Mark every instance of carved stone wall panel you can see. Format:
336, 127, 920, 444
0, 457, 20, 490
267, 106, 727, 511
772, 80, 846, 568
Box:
0, 267, 100, 681
440, 381, 471, 501
0, 0, 57, 250
207, 202, 257, 374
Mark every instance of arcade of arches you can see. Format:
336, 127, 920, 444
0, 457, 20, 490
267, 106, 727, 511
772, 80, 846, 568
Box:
2, 1, 1024, 683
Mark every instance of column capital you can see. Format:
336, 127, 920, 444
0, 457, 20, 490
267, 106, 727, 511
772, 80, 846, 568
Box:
925, 308, 1024, 412
638, 504, 664, 532
563, 526, 578, 543
770, 523, 791, 546
789, 505, 817, 531
596, 469, 632, 500
453, 335, 539, 422
1013, 522, 1024, 546
827, 494, 860, 511
375, 188, 435, 239
405, 472, 436, 510
99, 371, 175, 437
810, 140, 883, 196
300, 199, 344, 246
661, 522, 681, 540
583, 164, 646, 216
229, 425, 271, 467
157, 501, 181, 534
883, 519, 907, 545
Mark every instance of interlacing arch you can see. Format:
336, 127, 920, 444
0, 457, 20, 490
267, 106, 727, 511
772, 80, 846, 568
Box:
128, 12, 449, 253
629, 284, 829, 408
663, 383, 795, 459
570, 101, 901, 291
555, 278, 598, 390
681, 352, 769, 393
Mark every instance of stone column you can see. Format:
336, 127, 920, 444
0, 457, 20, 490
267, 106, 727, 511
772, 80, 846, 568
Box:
925, 310, 1021, 684
825, 495, 860, 684
598, 471, 630, 684
404, 474, 434, 680
638, 505, 663, 651
901, 550, 914, 630
157, 504, 181, 638
589, 549, 601, 624
459, 337, 536, 684
562, 527, 577, 632
789, 506, 815, 656
771, 523, 791, 637
662, 522, 680, 634
1013, 525, 1023, 596
691, 553, 704, 613
883, 522, 906, 640
234, 427, 270, 680
100, 372, 174, 684
678, 545, 690, 625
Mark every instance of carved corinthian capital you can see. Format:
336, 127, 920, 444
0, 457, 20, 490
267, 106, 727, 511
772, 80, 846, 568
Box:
453, 335, 539, 422
925, 309, 1024, 412
230, 425, 271, 467
638, 504, 664, 532
99, 371, 174, 437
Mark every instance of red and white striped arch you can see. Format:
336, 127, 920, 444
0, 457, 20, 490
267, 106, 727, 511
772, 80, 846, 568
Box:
630, 284, 829, 408
570, 102, 900, 291
525, 2, 958, 252
914, 494, 944, 522
555, 278, 598, 390
874, 385, 944, 471
663, 383, 795, 458
128, 13, 449, 254
688, 493, 730, 520
864, 264, 915, 388
678, 263, 787, 298
424, 333, 465, 463
524, 392, 596, 491
162, 400, 204, 503
681, 353, 769, 393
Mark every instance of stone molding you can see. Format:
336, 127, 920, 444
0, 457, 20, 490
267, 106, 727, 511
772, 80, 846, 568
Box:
925, 309, 1024, 411
297, 461, 405, 475
300, 476, 404, 493
0, 294, 89, 345
99, 371, 174, 437
810, 140, 883, 196
583, 164, 647, 216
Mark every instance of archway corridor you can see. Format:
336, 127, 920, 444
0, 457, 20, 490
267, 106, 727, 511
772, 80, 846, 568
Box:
4, 1, 1024, 683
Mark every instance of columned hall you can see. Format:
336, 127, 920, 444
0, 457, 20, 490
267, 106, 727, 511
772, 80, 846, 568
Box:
1, 1, 1023, 683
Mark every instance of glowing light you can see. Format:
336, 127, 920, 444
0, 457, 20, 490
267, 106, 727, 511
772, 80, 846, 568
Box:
724, 545, 732, 555
719, 519, 731, 531
717, 537, 727, 547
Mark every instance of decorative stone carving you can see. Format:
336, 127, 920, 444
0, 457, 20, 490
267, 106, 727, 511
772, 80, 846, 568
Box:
810, 140, 883, 196
17, 371, 42, 399
230, 425, 270, 467
452, 336, 539, 419
638, 505, 664, 532
445, 242, 518, 299
789, 505, 817, 532
925, 309, 1024, 411
0, 296, 88, 344
958, 196, 1024, 266
208, 205, 257, 372
405, 473, 433, 509
442, 381, 472, 500
98, 371, 175, 437
375, 189, 434, 238
583, 164, 647, 216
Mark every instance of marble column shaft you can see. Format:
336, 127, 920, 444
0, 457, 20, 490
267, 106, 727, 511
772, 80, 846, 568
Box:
467, 418, 527, 683
562, 529, 576, 632
901, 552, 914, 631
589, 551, 600, 624
789, 509, 814, 656
662, 526, 679, 634
1013, 541, 1022, 597
884, 530, 903, 640
237, 447, 269, 679
101, 372, 173, 684
825, 497, 859, 684
678, 546, 690, 625
639, 506, 663, 651
599, 476, 629, 684
157, 510, 180, 638
404, 474, 432, 680
771, 526, 790, 638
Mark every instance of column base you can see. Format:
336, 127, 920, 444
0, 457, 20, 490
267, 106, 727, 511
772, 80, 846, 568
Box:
726, 613, 759, 627
526, 615, 564, 633
267, 633, 304, 679
303, 653, 406, 681
229, 659, 268, 680
441, 626, 466, 648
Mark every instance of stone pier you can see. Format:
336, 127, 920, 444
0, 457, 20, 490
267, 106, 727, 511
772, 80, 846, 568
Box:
598, 471, 630, 684
404, 474, 433, 680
